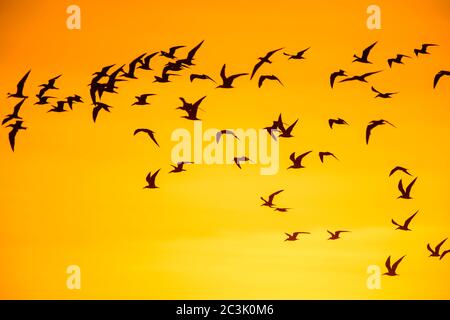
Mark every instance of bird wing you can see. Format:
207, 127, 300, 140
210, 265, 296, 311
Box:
365, 122, 377, 144
289, 152, 296, 163
434, 71, 444, 88
285, 119, 298, 134
435, 238, 448, 253
186, 40, 204, 61
193, 96, 206, 109
134, 128, 146, 136
148, 132, 159, 147
391, 219, 401, 227
16, 70, 31, 94
266, 48, 283, 58
228, 73, 248, 82
327, 230, 334, 237
389, 167, 399, 176
319, 152, 324, 163
268, 190, 283, 202
149, 169, 161, 185
215, 131, 223, 143
220, 64, 227, 82
391, 255, 405, 272
362, 70, 382, 79
92, 105, 101, 123
328, 119, 335, 128
251, 60, 264, 79
398, 179, 406, 194
258, 75, 267, 88
13, 98, 26, 115
405, 177, 417, 195
440, 250, 450, 260
8, 128, 17, 151
427, 243, 434, 254
298, 150, 312, 162
404, 211, 418, 228
169, 45, 185, 55
362, 41, 377, 59
385, 256, 392, 271
371, 86, 381, 94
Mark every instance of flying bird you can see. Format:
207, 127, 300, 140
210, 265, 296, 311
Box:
153, 71, 179, 83
260, 190, 283, 208
288, 151, 312, 169
414, 43, 438, 56
122, 53, 146, 79
371, 86, 398, 98
216, 130, 239, 143
339, 71, 382, 83
285, 232, 310, 241
133, 129, 159, 147
47, 100, 68, 113
2, 98, 25, 125
65, 95, 83, 109
138, 52, 158, 70
39, 74, 61, 91
330, 69, 347, 88
132, 94, 155, 106
92, 102, 112, 122
397, 177, 418, 199
327, 230, 349, 240
169, 161, 193, 173
258, 75, 283, 88
178, 96, 206, 120
392, 211, 418, 231
177, 40, 204, 66
190, 73, 215, 83
8, 70, 31, 99
250, 48, 283, 79
328, 118, 348, 129
278, 115, 298, 138
263, 121, 280, 141
383, 255, 405, 276
387, 54, 411, 68
433, 70, 450, 89
144, 169, 160, 189
217, 64, 248, 88
427, 238, 448, 257
274, 207, 290, 212
233, 156, 251, 169
34, 95, 55, 106
319, 152, 338, 163
389, 166, 412, 177
7, 120, 26, 151
353, 42, 377, 63
160, 45, 185, 59
283, 47, 309, 60
366, 119, 395, 144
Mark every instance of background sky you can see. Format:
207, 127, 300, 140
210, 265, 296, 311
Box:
0, 0, 449, 299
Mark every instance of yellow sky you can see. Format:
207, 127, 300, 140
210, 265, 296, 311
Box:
0, 0, 449, 299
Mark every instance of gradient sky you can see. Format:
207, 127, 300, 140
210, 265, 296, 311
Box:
0, 0, 449, 299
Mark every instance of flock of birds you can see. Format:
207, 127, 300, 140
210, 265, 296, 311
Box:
3, 40, 449, 277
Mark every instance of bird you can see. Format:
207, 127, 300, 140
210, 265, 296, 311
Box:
327, 230, 350, 240
132, 94, 155, 106
392, 211, 418, 231
179, 96, 206, 120
216, 130, 239, 143
371, 86, 398, 98
339, 71, 382, 83
278, 115, 298, 138
330, 70, 347, 88
397, 177, 418, 199
7, 120, 26, 151
288, 151, 312, 169
65, 95, 83, 109
383, 255, 406, 276
133, 129, 159, 147
122, 53, 146, 79
47, 100, 68, 113
366, 119, 395, 144
285, 232, 310, 241
169, 161, 193, 173
389, 166, 412, 177
387, 54, 411, 68
319, 152, 338, 163
92, 102, 112, 122
283, 47, 309, 60
160, 45, 185, 59
162, 61, 185, 74
328, 118, 348, 129
217, 64, 248, 88
8, 70, 31, 99
250, 48, 283, 79
34, 95, 55, 106
39, 74, 61, 91
260, 190, 283, 208
177, 40, 204, 66
138, 52, 158, 70
190, 73, 215, 83
353, 42, 377, 63
2, 98, 25, 125
154, 71, 179, 83
263, 121, 280, 141
101, 65, 125, 95
274, 207, 290, 212
258, 75, 283, 88
433, 70, 450, 89
233, 156, 251, 169
414, 43, 438, 56
144, 169, 160, 189
427, 238, 448, 257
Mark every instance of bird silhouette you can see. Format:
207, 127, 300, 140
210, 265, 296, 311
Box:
258, 75, 283, 88
387, 54, 411, 68
65, 95, 83, 109
178, 96, 206, 120
92, 102, 112, 122
8, 70, 31, 99
433, 70, 450, 89
278, 115, 298, 138
383, 255, 405, 276
190, 73, 216, 83
285, 232, 310, 241
102, 65, 125, 95
327, 230, 349, 240
371, 86, 398, 98
133, 129, 159, 147
154, 71, 179, 83
163, 61, 185, 74
169, 161, 193, 173
7, 120, 26, 151
328, 118, 348, 129
132, 94, 155, 106
319, 152, 338, 163
392, 211, 418, 231
339, 71, 382, 83
260, 190, 283, 208
122, 53, 146, 79
160, 45, 185, 59
39, 74, 61, 91
233, 156, 251, 169
34, 95, 55, 106
427, 238, 448, 257
330, 70, 347, 88
288, 151, 312, 169
47, 100, 68, 113
138, 52, 158, 70
274, 207, 290, 212
389, 166, 412, 177
216, 130, 239, 143
397, 177, 418, 199
217, 64, 248, 88
250, 48, 283, 79
353, 42, 377, 63
366, 119, 395, 144
144, 169, 160, 189
414, 43, 438, 56
264, 121, 280, 141
177, 40, 204, 66
283, 47, 309, 60
2, 98, 26, 125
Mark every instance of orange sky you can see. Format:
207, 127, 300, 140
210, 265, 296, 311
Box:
0, 0, 449, 299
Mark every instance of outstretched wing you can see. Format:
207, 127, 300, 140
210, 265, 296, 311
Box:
404, 211, 418, 228
362, 41, 377, 59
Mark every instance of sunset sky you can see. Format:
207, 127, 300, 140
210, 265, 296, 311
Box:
0, 0, 449, 299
